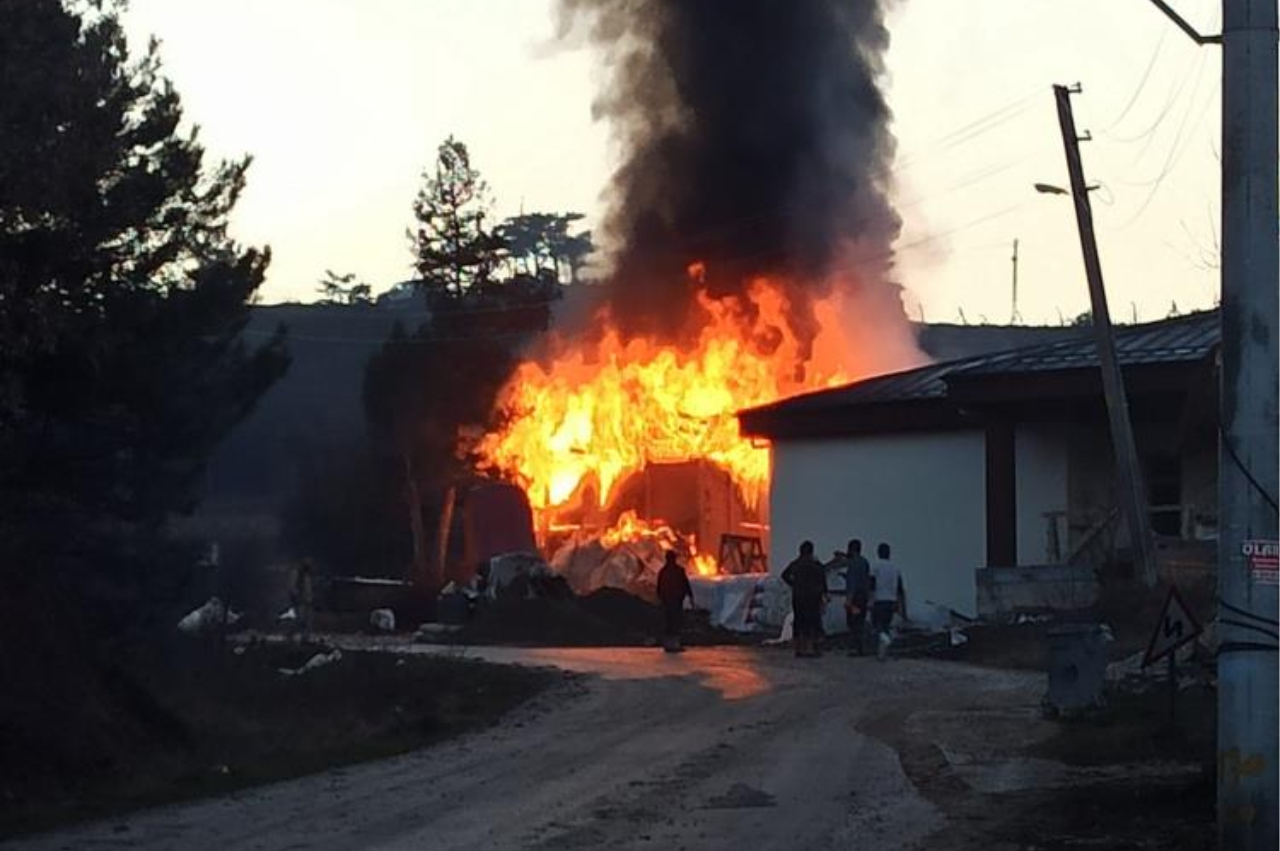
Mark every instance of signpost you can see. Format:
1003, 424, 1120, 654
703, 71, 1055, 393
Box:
1143, 586, 1203, 724
1144, 586, 1204, 668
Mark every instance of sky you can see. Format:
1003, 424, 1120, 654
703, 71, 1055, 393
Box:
122, 0, 1224, 326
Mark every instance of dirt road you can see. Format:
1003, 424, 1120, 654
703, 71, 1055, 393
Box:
5, 645, 1036, 851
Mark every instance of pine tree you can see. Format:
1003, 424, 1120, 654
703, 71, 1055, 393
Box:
409, 137, 506, 299
0, 0, 288, 587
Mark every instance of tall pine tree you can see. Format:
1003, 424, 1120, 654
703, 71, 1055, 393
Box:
0, 0, 288, 596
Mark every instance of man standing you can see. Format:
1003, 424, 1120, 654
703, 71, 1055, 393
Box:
656, 550, 693, 653
843, 539, 872, 656
869, 542, 905, 661
782, 541, 828, 658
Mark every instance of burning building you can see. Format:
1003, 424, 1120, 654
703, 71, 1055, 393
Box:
475, 0, 922, 588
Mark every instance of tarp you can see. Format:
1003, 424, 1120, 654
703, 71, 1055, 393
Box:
689, 574, 782, 633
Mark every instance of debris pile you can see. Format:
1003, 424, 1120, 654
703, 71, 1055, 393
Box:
421, 584, 744, 648
177, 597, 241, 635
549, 534, 671, 601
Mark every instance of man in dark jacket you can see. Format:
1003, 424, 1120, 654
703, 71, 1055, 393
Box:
843, 539, 872, 656
782, 541, 827, 657
656, 551, 693, 653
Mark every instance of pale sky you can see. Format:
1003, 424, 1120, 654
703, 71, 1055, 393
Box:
123, 0, 1223, 326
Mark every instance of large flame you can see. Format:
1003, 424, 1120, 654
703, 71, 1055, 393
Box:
477, 271, 859, 571
600, 510, 719, 577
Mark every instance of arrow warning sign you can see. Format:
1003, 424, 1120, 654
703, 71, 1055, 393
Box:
1143, 586, 1203, 668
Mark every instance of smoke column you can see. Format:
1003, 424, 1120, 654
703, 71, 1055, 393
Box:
558, 0, 903, 358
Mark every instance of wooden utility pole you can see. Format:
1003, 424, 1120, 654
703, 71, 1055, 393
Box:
1052, 84, 1157, 588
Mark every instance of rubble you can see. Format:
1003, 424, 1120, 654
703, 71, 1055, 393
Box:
550, 536, 666, 600
177, 597, 241, 635
278, 648, 342, 676
417, 584, 745, 648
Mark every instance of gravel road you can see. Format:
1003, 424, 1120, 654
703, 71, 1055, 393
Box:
5, 645, 1035, 851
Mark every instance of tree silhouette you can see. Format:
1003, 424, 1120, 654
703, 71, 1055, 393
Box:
316, 269, 373, 305
494, 212, 593, 283
0, 0, 288, 604
360, 137, 565, 585
409, 137, 506, 299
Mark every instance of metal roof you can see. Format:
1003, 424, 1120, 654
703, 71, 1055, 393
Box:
739, 311, 1218, 425
953, 310, 1218, 377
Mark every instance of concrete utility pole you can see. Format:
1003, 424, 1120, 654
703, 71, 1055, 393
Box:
1217, 2, 1279, 847
1141, 3, 1277, 847
1052, 84, 1158, 588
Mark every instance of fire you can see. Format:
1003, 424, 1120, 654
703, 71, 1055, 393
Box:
477, 272, 858, 573
598, 510, 718, 577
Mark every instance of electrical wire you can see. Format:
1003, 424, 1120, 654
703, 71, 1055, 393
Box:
896, 86, 1046, 171
1223, 433, 1280, 512
894, 152, 1039, 213
221, 200, 1031, 349
1112, 82, 1218, 230
1220, 618, 1280, 641
225, 327, 538, 346
1101, 25, 1170, 132
1220, 598, 1280, 628
1104, 47, 1208, 150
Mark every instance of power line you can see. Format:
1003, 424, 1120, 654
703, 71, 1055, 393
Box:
1104, 46, 1209, 149
1102, 25, 1171, 132
1112, 77, 1218, 229
896, 86, 1046, 171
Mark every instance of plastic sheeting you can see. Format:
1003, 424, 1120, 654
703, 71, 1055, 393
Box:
689, 574, 784, 633
177, 597, 240, 635
550, 537, 668, 600
279, 648, 342, 676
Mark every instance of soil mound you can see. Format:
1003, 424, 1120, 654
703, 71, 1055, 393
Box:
441, 587, 749, 648
449, 595, 653, 647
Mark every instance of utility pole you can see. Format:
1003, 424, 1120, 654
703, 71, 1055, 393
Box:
1010, 238, 1021, 324
1218, 2, 1278, 847
1052, 83, 1157, 588
1141, 3, 1277, 847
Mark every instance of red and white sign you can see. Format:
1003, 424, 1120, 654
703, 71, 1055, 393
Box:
1143, 586, 1202, 668
1244, 539, 1279, 586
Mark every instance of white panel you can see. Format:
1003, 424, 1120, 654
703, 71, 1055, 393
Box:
1015, 425, 1070, 565
769, 431, 985, 617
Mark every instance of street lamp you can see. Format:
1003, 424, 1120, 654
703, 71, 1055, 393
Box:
1034, 182, 1099, 195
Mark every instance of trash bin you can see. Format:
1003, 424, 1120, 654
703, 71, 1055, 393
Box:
1045, 622, 1111, 712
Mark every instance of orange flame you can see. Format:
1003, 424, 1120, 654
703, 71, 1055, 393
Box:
478, 273, 859, 572
594, 510, 719, 578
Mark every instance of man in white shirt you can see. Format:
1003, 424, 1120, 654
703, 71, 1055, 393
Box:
869, 542, 905, 660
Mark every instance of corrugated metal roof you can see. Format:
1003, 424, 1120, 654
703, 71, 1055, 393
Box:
749, 360, 956, 415
739, 311, 1218, 421
954, 310, 1218, 377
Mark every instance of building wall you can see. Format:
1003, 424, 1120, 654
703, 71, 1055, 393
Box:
1065, 426, 1124, 553
1015, 425, 1070, 564
769, 431, 986, 617
1064, 419, 1217, 551
1181, 443, 1218, 538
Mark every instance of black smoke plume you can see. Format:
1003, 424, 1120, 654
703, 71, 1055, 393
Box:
558, 0, 902, 357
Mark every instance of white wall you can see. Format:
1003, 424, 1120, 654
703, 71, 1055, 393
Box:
1015, 425, 1069, 565
769, 431, 985, 617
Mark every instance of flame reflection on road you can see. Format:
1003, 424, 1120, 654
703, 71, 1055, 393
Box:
395, 644, 773, 701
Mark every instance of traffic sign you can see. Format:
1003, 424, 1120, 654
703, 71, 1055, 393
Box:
1142, 586, 1202, 668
